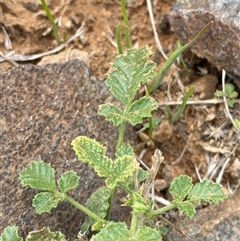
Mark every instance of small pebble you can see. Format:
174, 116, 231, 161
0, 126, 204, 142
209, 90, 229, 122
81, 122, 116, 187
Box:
24, 2, 39, 12
65, 20, 73, 29
79, 33, 89, 46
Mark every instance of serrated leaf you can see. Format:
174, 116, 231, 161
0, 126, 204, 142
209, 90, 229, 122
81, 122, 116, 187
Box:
0, 226, 23, 241
58, 171, 80, 193
188, 179, 227, 203
172, 200, 196, 218
81, 187, 110, 234
19, 161, 56, 191
72, 136, 112, 178
32, 192, 64, 214
169, 175, 193, 201
26, 227, 66, 241
126, 97, 158, 125
91, 222, 130, 241
106, 47, 156, 105
116, 143, 134, 158
106, 155, 137, 188
98, 104, 123, 126
134, 226, 162, 241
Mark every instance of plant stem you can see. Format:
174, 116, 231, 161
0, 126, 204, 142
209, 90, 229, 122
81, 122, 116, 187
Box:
149, 203, 175, 217
129, 211, 139, 236
41, 0, 61, 44
121, 0, 131, 49
105, 187, 115, 221
117, 120, 126, 150
64, 194, 104, 223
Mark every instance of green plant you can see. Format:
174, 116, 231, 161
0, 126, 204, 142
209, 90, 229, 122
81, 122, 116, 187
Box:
214, 83, 240, 130
1, 45, 227, 241
214, 83, 238, 108
1, 1, 227, 241
41, 0, 61, 44
234, 118, 240, 130
177, 40, 191, 76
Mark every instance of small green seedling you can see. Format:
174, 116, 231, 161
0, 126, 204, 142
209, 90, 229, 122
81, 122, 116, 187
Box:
214, 83, 238, 107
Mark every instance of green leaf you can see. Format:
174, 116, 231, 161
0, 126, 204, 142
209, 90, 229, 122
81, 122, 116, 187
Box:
98, 104, 124, 126
134, 226, 162, 241
188, 179, 227, 203
227, 99, 235, 108
116, 143, 134, 158
172, 200, 196, 218
106, 155, 137, 188
99, 97, 158, 126
0, 226, 23, 241
106, 47, 156, 105
90, 222, 130, 241
91, 223, 162, 241
234, 118, 240, 130
32, 192, 64, 214
19, 161, 56, 191
225, 83, 235, 96
126, 97, 158, 125
229, 91, 238, 98
26, 227, 66, 241
58, 171, 80, 194
72, 136, 112, 178
81, 187, 110, 234
169, 175, 193, 201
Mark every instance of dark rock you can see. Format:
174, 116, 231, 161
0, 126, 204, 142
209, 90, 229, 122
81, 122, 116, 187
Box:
170, 0, 240, 88
0, 60, 132, 240
164, 190, 240, 241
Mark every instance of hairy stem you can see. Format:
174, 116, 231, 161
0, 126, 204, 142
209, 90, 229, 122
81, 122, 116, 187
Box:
64, 194, 104, 223
149, 203, 175, 216
105, 187, 115, 221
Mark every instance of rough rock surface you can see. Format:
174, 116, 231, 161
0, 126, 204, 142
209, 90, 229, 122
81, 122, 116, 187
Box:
170, 0, 240, 88
164, 190, 240, 241
0, 60, 131, 240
